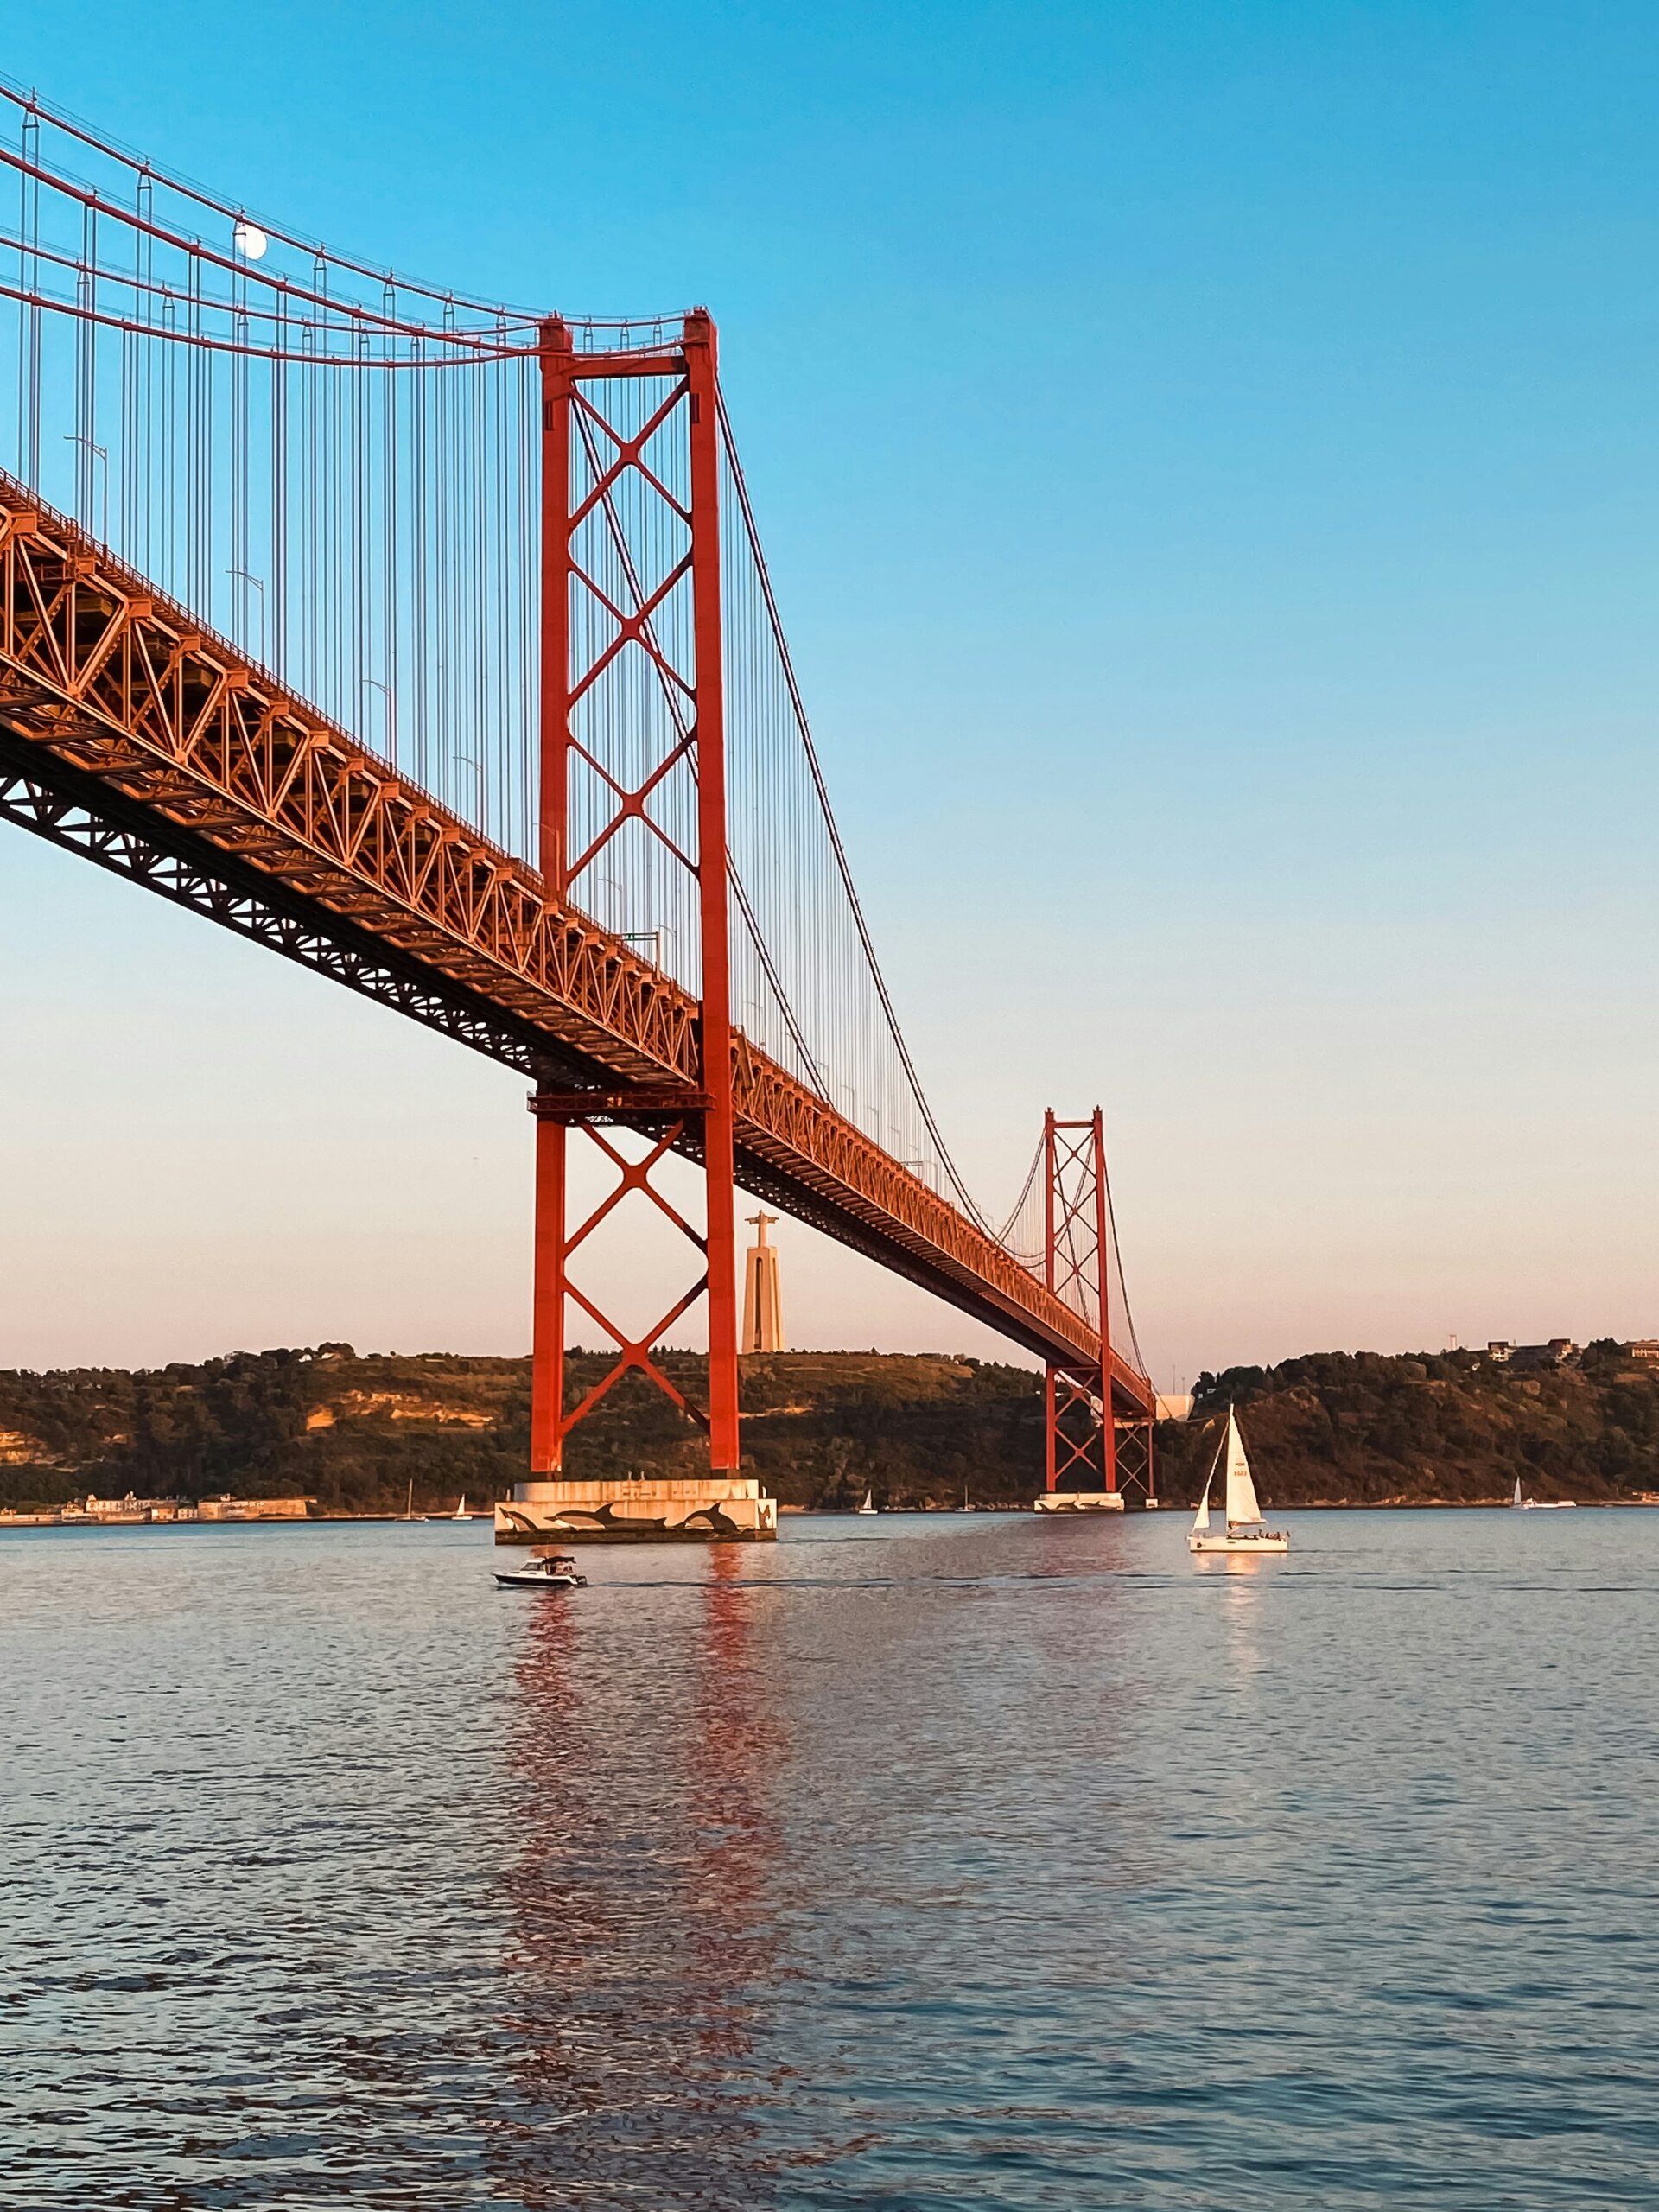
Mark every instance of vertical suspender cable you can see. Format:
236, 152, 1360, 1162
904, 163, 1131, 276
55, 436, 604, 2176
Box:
410, 331, 428, 789
383, 282, 399, 768
352, 315, 367, 745
271, 290, 287, 678
16, 103, 41, 486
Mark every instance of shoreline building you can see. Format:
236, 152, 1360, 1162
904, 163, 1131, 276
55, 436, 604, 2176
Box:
742, 1211, 785, 1353
1486, 1338, 1578, 1371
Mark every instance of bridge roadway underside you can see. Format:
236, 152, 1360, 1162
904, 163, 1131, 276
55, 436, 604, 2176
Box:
0, 480, 1154, 1414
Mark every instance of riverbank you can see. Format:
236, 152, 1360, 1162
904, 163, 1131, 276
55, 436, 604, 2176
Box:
2, 1341, 1656, 1515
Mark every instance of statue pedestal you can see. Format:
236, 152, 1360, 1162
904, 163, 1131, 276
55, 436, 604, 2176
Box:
495, 1477, 778, 1544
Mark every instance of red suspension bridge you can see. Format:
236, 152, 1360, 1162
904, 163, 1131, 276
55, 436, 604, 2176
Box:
0, 87, 1156, 1532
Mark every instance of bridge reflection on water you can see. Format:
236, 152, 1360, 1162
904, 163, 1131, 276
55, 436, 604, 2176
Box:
494, 1547, 790, 2205
483, 1518, 1144, 2207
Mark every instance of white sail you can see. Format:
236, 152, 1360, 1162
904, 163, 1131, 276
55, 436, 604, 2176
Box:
1513, 1477, 1523, 1508
1224, 1409, 1262, 1527
1192, 1473, 1211, 1531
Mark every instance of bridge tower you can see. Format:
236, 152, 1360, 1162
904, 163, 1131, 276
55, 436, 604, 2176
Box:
1033, 1109, 1154, 1515
504, 310, 773, 1545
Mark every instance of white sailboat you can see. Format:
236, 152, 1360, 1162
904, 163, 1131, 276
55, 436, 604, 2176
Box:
1514, 1472, 1577, 1510
855, 1487, 879, 1516
454, 1495, 468, 1520
1188, 1408, 1289, 1555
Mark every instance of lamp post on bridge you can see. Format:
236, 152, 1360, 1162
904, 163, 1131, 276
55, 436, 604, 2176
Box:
64, 434, 108, 548
229, 569, 266, 667
359, 673, 396, 766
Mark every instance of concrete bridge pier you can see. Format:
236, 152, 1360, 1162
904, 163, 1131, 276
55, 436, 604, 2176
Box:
496, 1477, 778, 1544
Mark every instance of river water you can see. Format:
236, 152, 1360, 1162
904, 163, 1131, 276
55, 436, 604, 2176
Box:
3, 1507, 1656, 2209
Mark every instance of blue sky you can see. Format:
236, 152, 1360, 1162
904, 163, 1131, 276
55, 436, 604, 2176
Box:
3, 1, 1656, 1377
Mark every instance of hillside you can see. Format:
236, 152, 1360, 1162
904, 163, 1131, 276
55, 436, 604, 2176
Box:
0, 1346, 1046, 1515
2, 1342, 1656, 1515
1161, 1344, 1659, 1506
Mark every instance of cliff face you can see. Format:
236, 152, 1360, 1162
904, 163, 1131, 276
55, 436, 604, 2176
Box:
1, 1343, 1655, 1516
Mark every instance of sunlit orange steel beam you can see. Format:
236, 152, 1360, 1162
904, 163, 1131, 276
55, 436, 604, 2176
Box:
0, 473, 1154, 1414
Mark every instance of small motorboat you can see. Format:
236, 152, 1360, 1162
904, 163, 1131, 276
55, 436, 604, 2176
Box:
494, 1550, 588, 1590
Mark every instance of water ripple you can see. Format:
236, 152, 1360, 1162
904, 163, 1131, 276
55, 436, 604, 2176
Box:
2, 1509, 1656, 2205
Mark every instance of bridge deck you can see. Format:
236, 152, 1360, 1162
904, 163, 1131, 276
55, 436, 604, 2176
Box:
0, 476, 1154, 1414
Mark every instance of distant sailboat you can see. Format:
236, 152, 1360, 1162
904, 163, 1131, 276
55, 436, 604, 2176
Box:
855, 1487, 879, 1516
454, 1495, 468, 1520
1514, 1472, 1576, 1510
1188, 1408, 1289, 1555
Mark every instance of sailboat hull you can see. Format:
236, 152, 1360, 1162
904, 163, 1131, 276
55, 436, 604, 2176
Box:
1188, 1530, 1289, 1554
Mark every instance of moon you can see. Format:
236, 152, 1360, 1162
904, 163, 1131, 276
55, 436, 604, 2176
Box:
232, 219, 269, 262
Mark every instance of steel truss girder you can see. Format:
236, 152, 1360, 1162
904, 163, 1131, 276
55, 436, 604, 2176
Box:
0, 736, 596, 1084
0, 471, 1154, 1414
